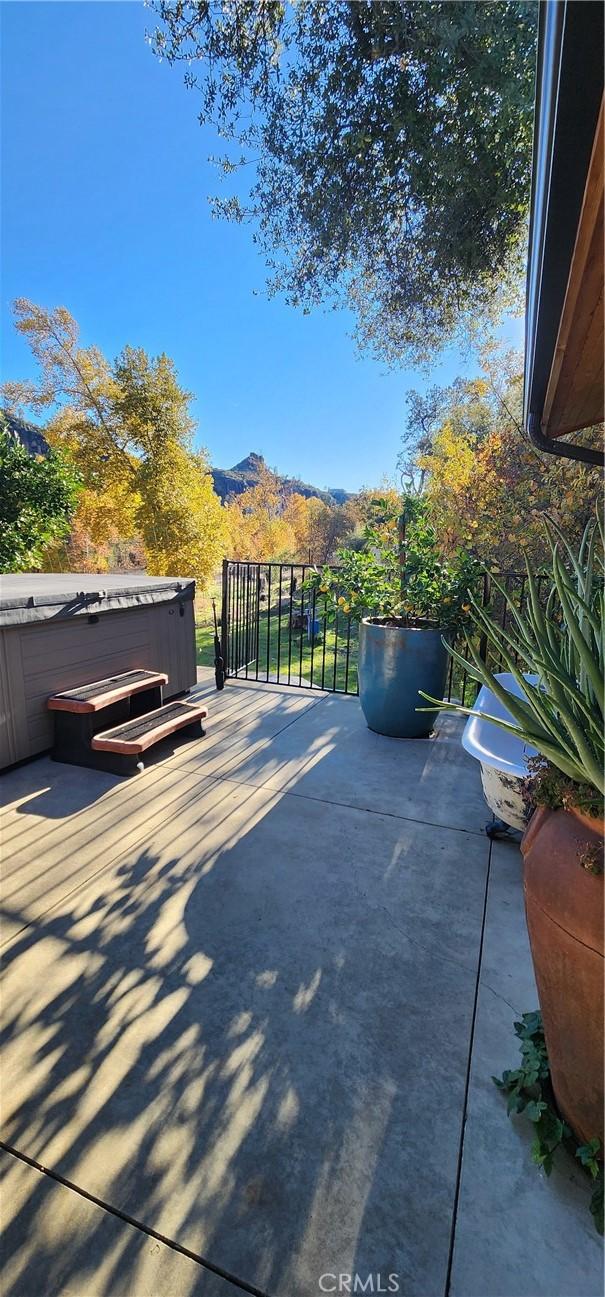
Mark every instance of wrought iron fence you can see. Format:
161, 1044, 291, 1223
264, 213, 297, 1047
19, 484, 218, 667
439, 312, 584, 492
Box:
217, 559, 548, 704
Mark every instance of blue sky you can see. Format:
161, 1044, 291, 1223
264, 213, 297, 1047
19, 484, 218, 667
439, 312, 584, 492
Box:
1, 1, 523, 493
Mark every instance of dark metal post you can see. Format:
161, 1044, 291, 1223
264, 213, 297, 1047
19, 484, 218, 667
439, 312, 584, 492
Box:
397, 509, 407, 601
478, 571, 491, 664
287, 564, 294, 684
276, 564, 283, 683
221, 559, 230, 682
266, 565, 272, 682
254, 565, 261, 680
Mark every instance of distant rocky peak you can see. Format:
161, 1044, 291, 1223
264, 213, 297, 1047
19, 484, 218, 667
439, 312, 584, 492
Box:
210, 449, 351, 506
231, 452, 266, 474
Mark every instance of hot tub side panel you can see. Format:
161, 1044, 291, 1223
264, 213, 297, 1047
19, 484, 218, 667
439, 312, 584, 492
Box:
0, 600, 197, 767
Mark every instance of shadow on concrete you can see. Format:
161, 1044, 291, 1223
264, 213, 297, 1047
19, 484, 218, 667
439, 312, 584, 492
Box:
1, 692, 490, 1297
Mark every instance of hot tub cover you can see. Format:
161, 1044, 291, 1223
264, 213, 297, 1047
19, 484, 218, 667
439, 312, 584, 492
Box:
0, 573, 196, 627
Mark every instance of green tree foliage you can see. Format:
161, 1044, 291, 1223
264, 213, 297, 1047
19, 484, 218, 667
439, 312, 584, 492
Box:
0, 416, 81, 573
3, 301, 227, 583
307, 495, 481, 630
152, 1, 537, 362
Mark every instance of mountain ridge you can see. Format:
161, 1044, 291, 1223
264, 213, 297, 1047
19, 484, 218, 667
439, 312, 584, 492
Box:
211, 452, 351, 505
3, 418, 353, 506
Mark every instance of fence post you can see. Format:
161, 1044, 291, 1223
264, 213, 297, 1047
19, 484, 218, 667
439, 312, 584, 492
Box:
479, 571, 491, 664
220, 559, 229, 682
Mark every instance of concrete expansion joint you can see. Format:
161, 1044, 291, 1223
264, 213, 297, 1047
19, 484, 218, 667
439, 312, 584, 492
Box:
480, 981, 524, 1016
444, 837, 494, 1297
0, 1141, 273, 1297
215, 771, 489, 838
376, 904, 478, 979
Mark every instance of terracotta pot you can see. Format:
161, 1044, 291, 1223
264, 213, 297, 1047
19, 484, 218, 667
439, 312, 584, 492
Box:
521, 806, 604, 1145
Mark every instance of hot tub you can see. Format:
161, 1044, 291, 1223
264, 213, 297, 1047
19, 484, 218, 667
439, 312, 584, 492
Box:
0, 573, 197, 768
461, 671, 538, 830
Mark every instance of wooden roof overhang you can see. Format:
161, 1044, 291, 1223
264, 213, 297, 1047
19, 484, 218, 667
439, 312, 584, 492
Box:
524, 1, 604, 465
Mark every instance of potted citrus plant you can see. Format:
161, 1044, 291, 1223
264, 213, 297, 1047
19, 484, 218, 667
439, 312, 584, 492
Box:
307, 497, 480, 738
421, 515, 604, 1147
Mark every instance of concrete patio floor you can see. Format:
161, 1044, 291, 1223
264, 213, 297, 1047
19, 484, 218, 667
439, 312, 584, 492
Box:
1, 675, 602, 1297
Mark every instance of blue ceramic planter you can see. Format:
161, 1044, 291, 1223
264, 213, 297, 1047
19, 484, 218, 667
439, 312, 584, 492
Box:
358, 618, 448, 738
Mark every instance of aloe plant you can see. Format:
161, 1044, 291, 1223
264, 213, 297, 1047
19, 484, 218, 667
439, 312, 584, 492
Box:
419, 515, 604, 797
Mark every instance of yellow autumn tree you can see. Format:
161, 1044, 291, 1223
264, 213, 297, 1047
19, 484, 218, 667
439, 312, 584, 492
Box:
2, 300, 226, 584
44, 405, 141, 544
224, 473, 359, 564
422, 418, 602, 569
408, 344, 602, 569
137, 441, 226, 576
304, 497, 359, 563
112, 344, 226, 578
280, 492, 314, 560
224, 467, 294, 560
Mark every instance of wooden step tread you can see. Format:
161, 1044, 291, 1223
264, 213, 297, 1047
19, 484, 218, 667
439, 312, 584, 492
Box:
91, 700, 207, 755
49, 669, 168, 713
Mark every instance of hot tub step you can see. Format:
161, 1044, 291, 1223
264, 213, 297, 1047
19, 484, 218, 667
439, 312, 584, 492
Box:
48, 668, 168, 713
92, 699, 208, 756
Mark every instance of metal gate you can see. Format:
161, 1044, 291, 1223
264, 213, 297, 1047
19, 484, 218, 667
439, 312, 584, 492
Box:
220, 560, 546, 702
221, 559, 359, 694
224, 562, 260, 676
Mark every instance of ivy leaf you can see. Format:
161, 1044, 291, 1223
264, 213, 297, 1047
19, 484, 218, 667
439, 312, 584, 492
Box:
531, 1139, 554, 1176
577, 1139, 602, 1179
525, 1100, 548, 1123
